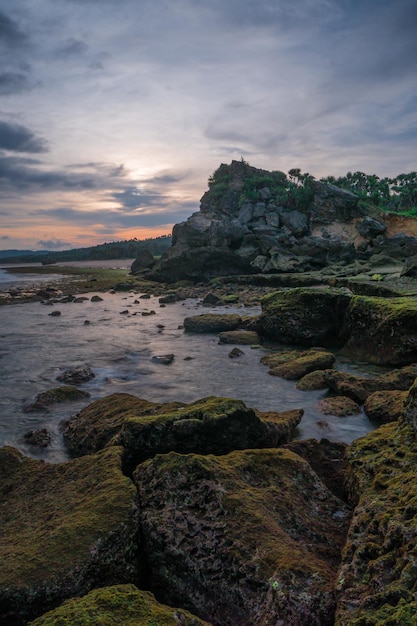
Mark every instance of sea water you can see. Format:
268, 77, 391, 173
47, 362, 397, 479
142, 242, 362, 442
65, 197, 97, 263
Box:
0, 277, 378, 462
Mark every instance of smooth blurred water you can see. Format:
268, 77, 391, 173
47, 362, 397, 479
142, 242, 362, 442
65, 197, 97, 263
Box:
0, 289, 378, 463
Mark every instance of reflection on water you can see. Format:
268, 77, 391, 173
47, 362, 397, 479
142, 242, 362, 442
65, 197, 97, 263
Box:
0, 291, 377, 462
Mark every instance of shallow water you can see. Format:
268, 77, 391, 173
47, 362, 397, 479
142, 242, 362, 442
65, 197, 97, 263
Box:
0, 280, 379, 463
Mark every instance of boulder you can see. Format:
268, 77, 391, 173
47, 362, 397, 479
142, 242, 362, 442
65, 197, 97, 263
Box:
355, 216, 387, 239
130, 250, 155, 274
0, 446, 139, 625
296, 370, 332, 391
61, 393, 303, 474
262, 348, 336, 380
316, 395, 361, 417
23, 386, 90, 412
341, 296, 417, 365
218, 330, 260, 345
256, 288, 351, 347
183, 313, 241, 333
364, 389, 407, 423
28, 584, 212, 626
135, 448, 351, 626
56, 365, 95, 385
335, 411, 417, 623
322, 365, 417, 403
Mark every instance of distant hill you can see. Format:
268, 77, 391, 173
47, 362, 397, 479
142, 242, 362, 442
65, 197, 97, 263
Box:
0, 235, 172, 265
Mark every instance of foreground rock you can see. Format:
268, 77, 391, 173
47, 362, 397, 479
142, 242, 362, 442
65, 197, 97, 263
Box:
0, 446, 139, 625
261, 348, 336, 380
56, 365, 95, 385
62, 393, 303, 474
23, 385, 90, 412
322, 364, 417, 403
183, 313, 241, 333
363, 389, 407, 423
256, 288, 351, 347
218, 329, 261, 344
29, 584, 211, 626
335, 383, 417, 623
135, 448, 351, 626
341, 295, 417, 365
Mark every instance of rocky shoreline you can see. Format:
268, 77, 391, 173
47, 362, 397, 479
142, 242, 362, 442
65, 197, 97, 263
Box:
1, 263, 417, 624
3, 160, 417, 624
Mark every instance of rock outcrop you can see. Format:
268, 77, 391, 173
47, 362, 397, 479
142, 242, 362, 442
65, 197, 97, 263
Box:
149, 160, 366, 282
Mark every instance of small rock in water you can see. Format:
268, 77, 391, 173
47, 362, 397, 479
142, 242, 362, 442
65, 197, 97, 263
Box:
84, 320, 90, 325
90, 295, 103, 302
229, 347, 244, 358
56, 365, 95, 385
142, 310, 156, 316
120, 310, 129, 315
48, 310, 61, 316
22, 428, 51, 448
151, 354, 175, 365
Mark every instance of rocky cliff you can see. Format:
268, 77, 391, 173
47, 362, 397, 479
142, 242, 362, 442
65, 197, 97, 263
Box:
149, 160, 380, 282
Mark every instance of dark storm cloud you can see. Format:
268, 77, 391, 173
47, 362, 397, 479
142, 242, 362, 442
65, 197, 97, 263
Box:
36, 202, 196, 228
113, 187, 162, 210
0, 10, 28, 48
57, 38, 88, 57
0, 121, 48, 153
0, 72, 33, 96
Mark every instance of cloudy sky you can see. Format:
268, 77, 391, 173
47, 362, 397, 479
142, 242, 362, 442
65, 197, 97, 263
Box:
0, 0, 416, 251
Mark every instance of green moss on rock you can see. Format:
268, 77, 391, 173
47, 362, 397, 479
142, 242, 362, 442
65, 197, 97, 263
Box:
341, 295, 417, 365
262, 348, 336, 380
0, 446, 139, 625
29, 584, 211, 626
256, 287, 351, 347
62, 393, 302, 475
335, 413, 417, 624
183, 313, 241, 333
135, 448, 351, 626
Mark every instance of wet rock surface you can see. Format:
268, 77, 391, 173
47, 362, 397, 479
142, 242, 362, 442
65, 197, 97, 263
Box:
0, 446, 139, 625
135, 448, 351, 626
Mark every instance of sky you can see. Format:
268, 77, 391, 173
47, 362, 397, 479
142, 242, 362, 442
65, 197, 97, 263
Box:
0, 0, 416, 251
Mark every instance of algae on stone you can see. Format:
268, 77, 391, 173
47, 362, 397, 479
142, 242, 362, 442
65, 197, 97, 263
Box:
0, 446, 139, 625
341, 295, 417, 365
135, 448, 351, 626
256, 287, 351, 347
335, 387, 417, 624
262, 348, 336, 380
29, 584, 212, 626
62, 393, 302, 475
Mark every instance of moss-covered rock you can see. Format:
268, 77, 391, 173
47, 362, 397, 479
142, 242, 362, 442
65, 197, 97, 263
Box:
218, 329, 260, 344
23, 386, 90, 412
364, 390, 407, 423
135, 448, 351, 626
322, 365, 417, 403
317, 395, 361, 417
335, 407, 417, 624
0, 446, 140, 625
29, 584, 211, 626
62, 393, 302, 474
341, 295, 417, 365
262, 348, 336, 380
296, 369, 331, 390
183, 313, 241, 333
256, 287, 351, 347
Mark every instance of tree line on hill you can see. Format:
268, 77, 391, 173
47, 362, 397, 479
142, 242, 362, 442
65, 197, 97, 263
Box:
0, 235, 172, 265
